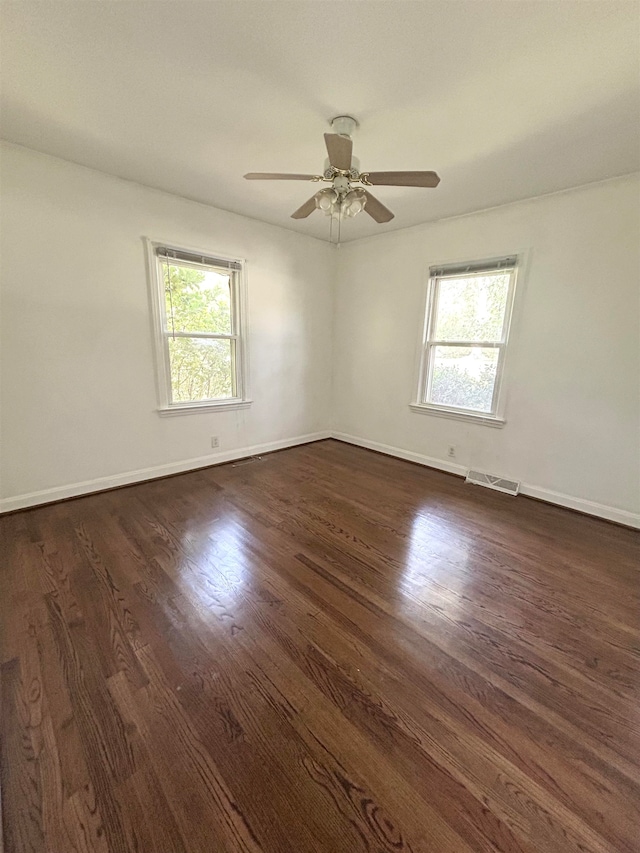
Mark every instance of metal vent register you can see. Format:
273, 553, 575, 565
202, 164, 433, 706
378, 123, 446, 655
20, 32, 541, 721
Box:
465, 470, 520, 496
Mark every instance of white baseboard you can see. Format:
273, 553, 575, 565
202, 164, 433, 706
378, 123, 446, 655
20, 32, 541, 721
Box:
4, 429, 638, 528
517, 483, 640, 528
331, 431, 468, 477
0, 431, 331, 514
332, 431, 640, 529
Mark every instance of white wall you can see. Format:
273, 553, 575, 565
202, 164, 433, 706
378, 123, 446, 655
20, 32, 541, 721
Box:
2, 145, 638, 525
333, 175, 640, 526
0, 144, 335, 509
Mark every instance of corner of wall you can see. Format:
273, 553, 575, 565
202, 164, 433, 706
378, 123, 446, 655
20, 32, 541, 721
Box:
328, 243, 341, 434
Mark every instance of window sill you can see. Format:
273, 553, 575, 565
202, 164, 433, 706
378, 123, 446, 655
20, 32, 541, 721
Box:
157, 400, 253, 417
409, 403, 505, 427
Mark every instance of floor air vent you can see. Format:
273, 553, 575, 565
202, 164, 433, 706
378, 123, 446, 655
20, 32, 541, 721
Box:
231, 454, 263, 468
465, 470, 520, 496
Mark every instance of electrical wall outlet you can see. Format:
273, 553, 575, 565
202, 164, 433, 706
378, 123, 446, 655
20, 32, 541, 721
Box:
447, 445, 456, 458
211, 436, 220, 449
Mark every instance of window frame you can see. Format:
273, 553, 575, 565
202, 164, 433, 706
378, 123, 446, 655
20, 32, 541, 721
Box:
411, 257, 518, 426
145, 238, 251, 416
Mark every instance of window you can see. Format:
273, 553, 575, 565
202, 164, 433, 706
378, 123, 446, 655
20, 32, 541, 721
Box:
412, 256, 517, 424
146, 241, 249, 415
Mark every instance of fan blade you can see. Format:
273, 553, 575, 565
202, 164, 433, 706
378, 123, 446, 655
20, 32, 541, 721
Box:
291, 194, 320, 219
244, 173, 319, 181
365, 171, 440, 187
364, 191, 394, 223
324, 133, 353, 170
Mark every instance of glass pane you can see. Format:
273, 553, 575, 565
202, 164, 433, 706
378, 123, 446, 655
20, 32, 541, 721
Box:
433, 273, 510, 342
163, 262, 232, 334
428, 346, 498, 412
168, 337, 234, 402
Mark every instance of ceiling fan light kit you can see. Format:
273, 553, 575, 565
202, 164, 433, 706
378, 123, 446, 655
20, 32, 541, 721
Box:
315, 186, 367, 219
343, 188, 367, 217
244, 115, 440, 241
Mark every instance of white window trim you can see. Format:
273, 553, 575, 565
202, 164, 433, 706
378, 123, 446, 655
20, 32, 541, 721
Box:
410, 257, 519, 425
144, 238, 251, 415
408, 403, 506, 426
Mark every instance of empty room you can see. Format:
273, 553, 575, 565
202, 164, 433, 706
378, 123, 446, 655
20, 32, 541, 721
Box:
1, 2, 639, 851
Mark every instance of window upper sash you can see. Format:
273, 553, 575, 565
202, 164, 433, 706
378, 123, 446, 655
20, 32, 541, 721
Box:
426, 261, 516, 347
157, 251, 239, 338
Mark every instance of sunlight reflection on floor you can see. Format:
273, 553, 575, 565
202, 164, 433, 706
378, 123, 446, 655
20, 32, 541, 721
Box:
175, 514, 252, 611
401, 509, 472, 619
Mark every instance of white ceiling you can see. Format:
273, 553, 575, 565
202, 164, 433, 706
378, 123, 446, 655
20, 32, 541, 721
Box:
2, 1, 639, 242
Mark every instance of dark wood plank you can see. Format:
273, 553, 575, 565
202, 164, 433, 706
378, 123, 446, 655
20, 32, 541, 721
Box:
0, 658, 45, 853
1, 439, 638, 852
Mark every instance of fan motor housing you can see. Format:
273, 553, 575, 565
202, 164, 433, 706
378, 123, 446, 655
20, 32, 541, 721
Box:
322, 155, 360, 178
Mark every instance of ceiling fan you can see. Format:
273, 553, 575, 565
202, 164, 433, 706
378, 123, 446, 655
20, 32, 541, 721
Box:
244, 115, 440, 226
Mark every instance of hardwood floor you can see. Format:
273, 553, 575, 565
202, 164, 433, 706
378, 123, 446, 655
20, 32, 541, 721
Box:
1, 439, 638, 853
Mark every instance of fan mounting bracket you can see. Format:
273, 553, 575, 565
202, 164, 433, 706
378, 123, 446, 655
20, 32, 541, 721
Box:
330, 115, 358, 138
